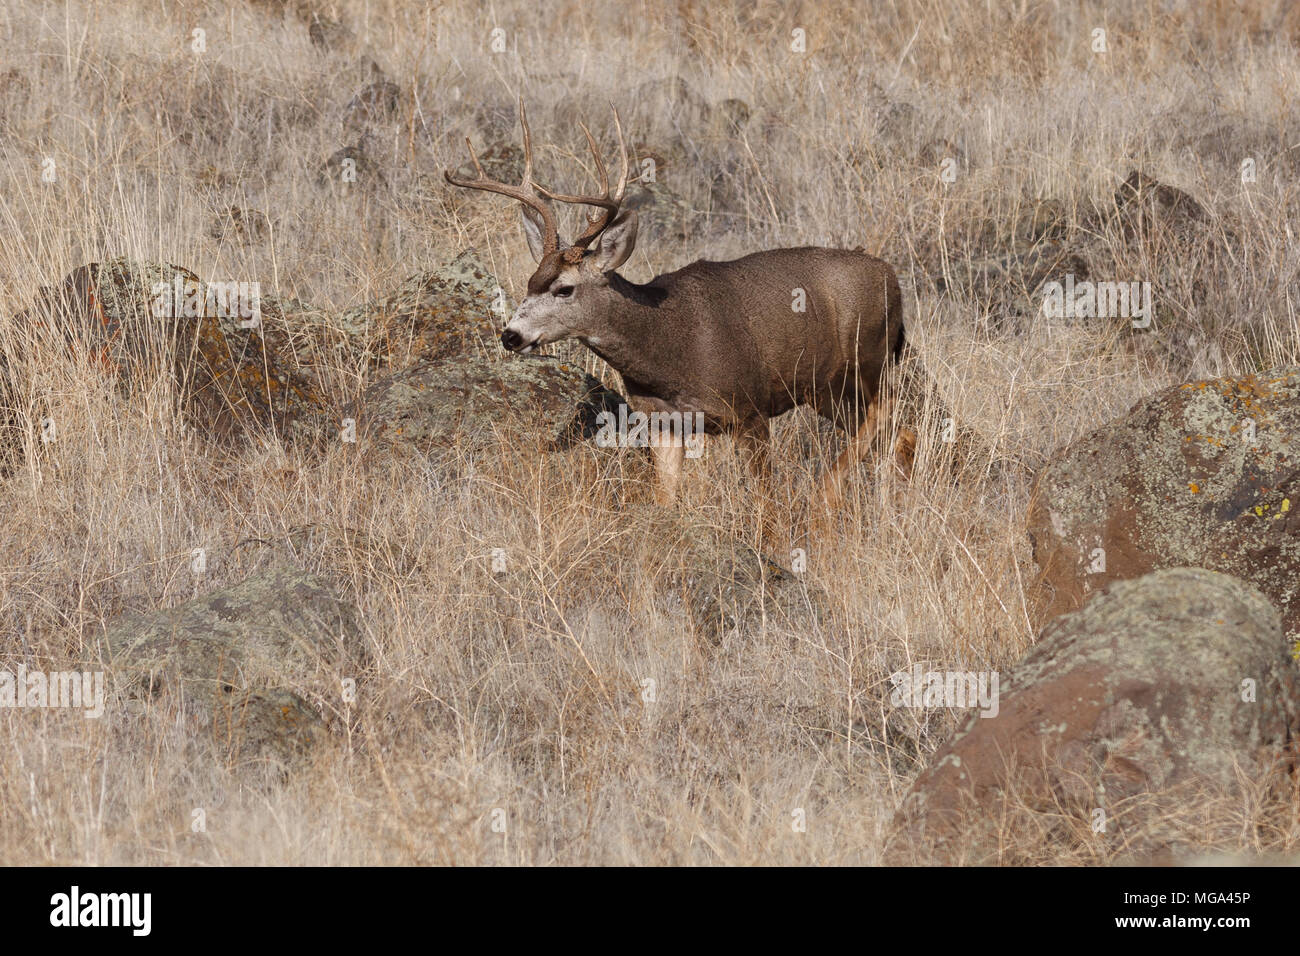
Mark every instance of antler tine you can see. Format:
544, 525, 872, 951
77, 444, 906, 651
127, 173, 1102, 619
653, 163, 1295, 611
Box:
444, 98, 560, 257
610, 107, 631, 204
537, 106, 637, 250
582, 123, 610, 198
518, 98, 537, 191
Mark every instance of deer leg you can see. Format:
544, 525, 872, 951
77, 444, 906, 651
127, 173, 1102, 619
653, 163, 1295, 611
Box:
820, 391, 890, 510
649, 440, 685, 505
894, 426, 918, 480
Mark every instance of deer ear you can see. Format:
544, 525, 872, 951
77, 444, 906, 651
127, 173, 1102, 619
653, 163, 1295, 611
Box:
520, 206, 548, 263
591, 209, 638, 273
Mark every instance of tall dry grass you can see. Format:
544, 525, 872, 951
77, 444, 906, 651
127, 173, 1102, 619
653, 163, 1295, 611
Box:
0, 0, 1298, 864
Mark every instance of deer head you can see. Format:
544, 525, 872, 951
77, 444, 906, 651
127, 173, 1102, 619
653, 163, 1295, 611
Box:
444, 100, 639, 354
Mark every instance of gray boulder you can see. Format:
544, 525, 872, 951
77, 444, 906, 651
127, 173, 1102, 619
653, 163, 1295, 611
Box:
345, 353, 622, 458
96, 563, 366, 771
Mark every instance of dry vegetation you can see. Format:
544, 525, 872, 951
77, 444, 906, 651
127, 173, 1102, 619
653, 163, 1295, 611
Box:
1, 0, 1299, 864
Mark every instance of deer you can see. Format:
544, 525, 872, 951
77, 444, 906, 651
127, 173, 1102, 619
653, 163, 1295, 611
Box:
445, 101, 914, 521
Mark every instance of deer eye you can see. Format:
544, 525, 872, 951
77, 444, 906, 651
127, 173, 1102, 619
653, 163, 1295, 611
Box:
552, 285, 575, 298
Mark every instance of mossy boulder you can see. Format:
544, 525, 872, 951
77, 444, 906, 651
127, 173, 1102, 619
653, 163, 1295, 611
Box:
345, 353, 623, 458
679, 533, 825, 644
333, 249, 505, 369
1027, 365, 1300, 645
12, 258, 327, 441
10, 252, 621, 459
251, 249, 506, 387
891, 568, 1299, 864
96, 563, 366, 771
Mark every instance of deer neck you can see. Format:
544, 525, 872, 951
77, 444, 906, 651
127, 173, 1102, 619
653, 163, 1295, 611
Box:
579, 272, 675, 392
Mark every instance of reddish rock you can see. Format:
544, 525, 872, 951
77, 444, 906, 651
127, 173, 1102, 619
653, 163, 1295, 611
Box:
890, 568, 1299, 864
1026, 366, 1300, 644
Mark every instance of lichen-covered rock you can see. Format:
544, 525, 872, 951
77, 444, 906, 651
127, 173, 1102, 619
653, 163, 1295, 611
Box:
624, 181, 698, 242
9, 252, 616, 458
681, 540, 823, 643
450, 142, 524, 185
346, 354, 623, 458
890, 568, 1299, 864
337, 249, 506, 369
208, 205, 271, 243
12, 258, 328, 442
1026, 366, 1300, 645
932, 238, 1090, 303
317, 144, 385, 190
96, 562, 366, 770
342, 79, 401, 132
257, 249, 506, 380
633, 77, 712, 130
1110, 169, 1207, 236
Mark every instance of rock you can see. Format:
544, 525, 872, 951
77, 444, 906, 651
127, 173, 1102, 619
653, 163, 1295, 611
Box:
255, 247, 505, 373
318, 143, 386, 190
0, 67, 30, 100
255, 249, 508, 388
633, 77, 712, 130
631, 143, 683, 180
334, 249, 506, 369
345, 353, 623, 458
623, 181, 697, 241
9, 253, 620, 457
1110, 169, 1206, 237
0, 67, 31, 126
195, 165, 236, 190
208, 206, 271, 243
890, 568, 1299, 864
449, 141, 524, 186
1178, 120, 1300, 178
717, 98, 751, 133
932, 238, 1092, 335
471, 100, 519, 142
343, 79, 402, 137
935, 238, 1089, 298
1019, 199, 1068, 242
673, 524, 828, 644
916, 136, 965, 172
96, 562, 367, 770
1026, 365, 1300, 643
11, 259, 329, 442
307, 11, 352, 50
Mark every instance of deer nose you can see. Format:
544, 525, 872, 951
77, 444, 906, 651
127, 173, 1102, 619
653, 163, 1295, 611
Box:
501, 329, 523, 351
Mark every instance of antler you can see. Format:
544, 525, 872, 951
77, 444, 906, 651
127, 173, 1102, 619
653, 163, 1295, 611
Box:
535, 108, 635, 250
444, 99, 560, 257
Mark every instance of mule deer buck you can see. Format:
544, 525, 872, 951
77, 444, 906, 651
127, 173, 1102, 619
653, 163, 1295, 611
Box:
445, 102, 914, 513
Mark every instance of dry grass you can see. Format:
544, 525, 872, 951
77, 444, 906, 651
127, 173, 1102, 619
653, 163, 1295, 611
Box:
1, 0, 1298, 864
